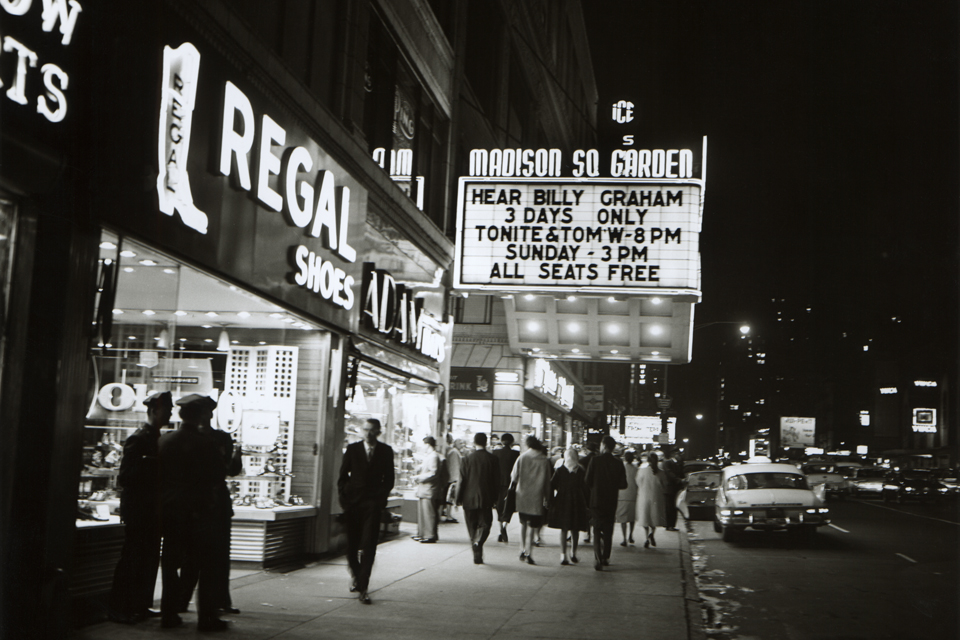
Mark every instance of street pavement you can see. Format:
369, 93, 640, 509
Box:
78, 517, 706, 639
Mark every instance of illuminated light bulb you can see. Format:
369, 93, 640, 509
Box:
237, 311, 251, 318
142, 310, 156, 316
205, 311, 219, 318
527, 320, 540, 331
163, 268, 176, 274
610, 350, 619, 354
119, 250, 137, 258
607, 324, 621, 334
571, 348, 580, 353
568, 322, 580, 332
112, 309, 124, 315
123, 267, 134, 273
524, 294, 536, 301
174, 310, 187, 316
99, 241, 117, 250
139, 259, 158, 266
651, 297, 661, 304
649, 325, 663, 335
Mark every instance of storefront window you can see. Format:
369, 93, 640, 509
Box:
450, 399, 492, 443
80, 231, 328, 526
343, 360, 438, 493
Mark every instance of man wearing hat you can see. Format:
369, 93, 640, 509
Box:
107, 390, 172, 624
158, 394, 227, 631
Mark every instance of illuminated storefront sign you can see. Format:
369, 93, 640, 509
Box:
914, 380, 937, 387
780, 416, 815, 447
912, 408, 937, 434
879, 387, 897, 394
455, 179, 701, 292
526, 359, 573, 410
1, 0, 80, 123
360, 263, 445, 362
155, 42, 360, 314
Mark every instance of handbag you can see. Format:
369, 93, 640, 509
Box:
502, 484, 517, 514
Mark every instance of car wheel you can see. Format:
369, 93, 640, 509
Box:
713, 519, 722, 533
896, 492, 905, 504
721, 525, 740, 543
802, 525, 818, 547
883, 491, 891, 503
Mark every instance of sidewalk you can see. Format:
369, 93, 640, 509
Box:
77, 518, 705, 640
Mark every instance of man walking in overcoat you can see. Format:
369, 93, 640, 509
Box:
584, 436, 627, 571
456, 432, 500, 564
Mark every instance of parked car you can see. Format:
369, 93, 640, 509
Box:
801, 463, 851, 500
714, 460, 830, 544
882, 470, 950, 503
682, 460, 720, 476
847, 467, 887, 498
677, 470, 721, 521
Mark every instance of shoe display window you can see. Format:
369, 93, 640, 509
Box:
81, 230, 328, 527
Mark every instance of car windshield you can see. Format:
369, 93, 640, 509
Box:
728, 472, 809, 491
802, 465, 836, 474
687, 472, 720, 488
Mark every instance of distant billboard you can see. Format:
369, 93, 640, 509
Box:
912, 408, 937, 433
621, 414, 676, 444
780, 417, 816, 447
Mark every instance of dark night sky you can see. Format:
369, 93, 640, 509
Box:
582, 0, 959, 371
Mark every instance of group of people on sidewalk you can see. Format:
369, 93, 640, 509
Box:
107, 392, 242, 632
337, 422, 686, 605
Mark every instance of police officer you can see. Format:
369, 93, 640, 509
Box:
107, 390, 172, 624
158, 394, 227, 631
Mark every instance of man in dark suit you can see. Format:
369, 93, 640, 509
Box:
584, 436, 627, 571
158, 394, 226, 631
491, 433, 520, 543
338, 418, 394, 605
107, 390, 172, 624
456, 432, 500, 564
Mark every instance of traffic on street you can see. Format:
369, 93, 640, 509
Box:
687, 495, 959, 639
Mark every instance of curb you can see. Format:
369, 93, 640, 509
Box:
679, 520, 707, 640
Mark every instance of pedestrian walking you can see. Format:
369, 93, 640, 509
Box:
511, 436, 552, 565
414, 436, 441, 543
662, 449, 683, 531
583, 436, 627, 571
617, 450, 638, 546
107, 390, 172, 624
547, 448, 589, 565
579, 441, 599, 543
492, 433, 520, 543
338, 418, 395, 605
635, 452, 667, 548
456, 432, 500, 564
441, 436, 462, 523
158, 394, 227, 631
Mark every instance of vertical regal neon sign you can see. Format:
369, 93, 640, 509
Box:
156, 42, 208, 234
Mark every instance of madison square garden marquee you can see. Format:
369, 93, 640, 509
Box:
454, 140, 707, 364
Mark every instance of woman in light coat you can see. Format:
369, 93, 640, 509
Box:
510, 436, 552, 565
635, 452, 667, 548
616, 450, 638, 546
